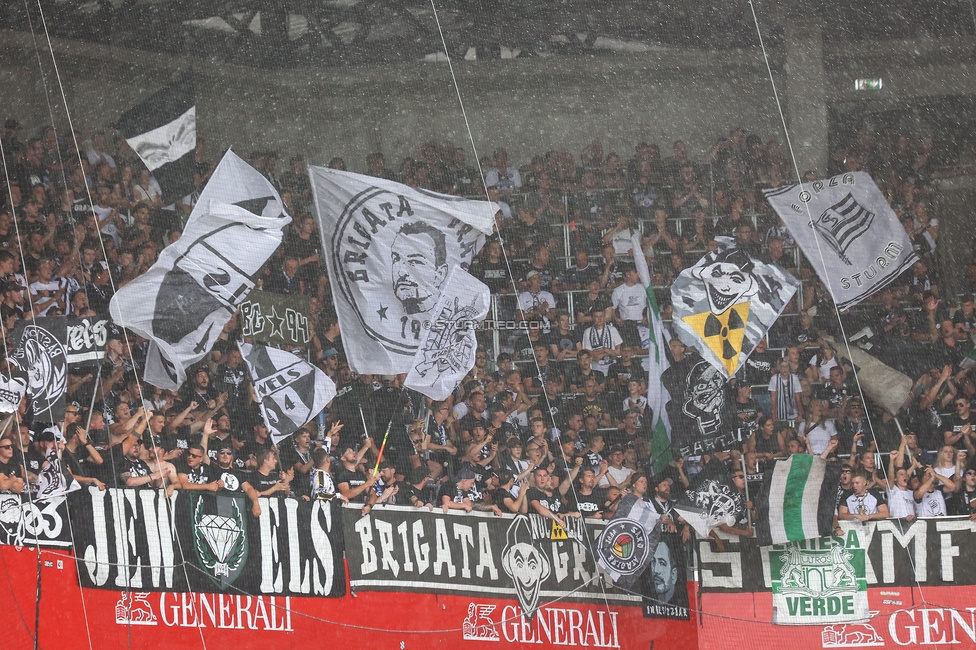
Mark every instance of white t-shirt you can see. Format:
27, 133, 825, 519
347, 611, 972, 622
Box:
798, 419, 838, 455
29, 277, 67, 316
582, 323, 623, 372
612, 282, 646, 322
887, 486, 916, 519
916, 489, 947, 517
517, 290, 555, 330
598, 465, 634, 488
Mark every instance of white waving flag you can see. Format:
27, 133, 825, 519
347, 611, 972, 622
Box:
405, 268, 490, 400
309, 167, 496, 374
239, 341, 336, 444
764, 172, 918, 309
111, 150, 291, 390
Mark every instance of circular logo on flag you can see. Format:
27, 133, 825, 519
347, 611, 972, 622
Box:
11, 324, 67, 416
599, 520, 649, 576
330, 187, 483, 357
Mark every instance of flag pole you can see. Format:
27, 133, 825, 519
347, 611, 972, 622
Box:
741, 453, 752, 529
372, 387, 407, 475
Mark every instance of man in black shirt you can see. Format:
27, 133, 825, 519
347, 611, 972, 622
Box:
944, 396, 976, 454
570, 467, 605, 519
176, 443, 223, 492
211, 440, 261, 516
0, 436, 25, 494
119, 438, 176, 489
438, 467, 483, 513
947, 466, 976, 518
334, 441, 377, 503
363, 461, 400, 515
249, 448, 293, 499
526, 467, 565, 526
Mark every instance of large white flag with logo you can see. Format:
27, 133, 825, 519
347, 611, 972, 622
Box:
239, 341, 336, 444
764, 172, 917, 310
309, 167, 496, 374
405, 267, 490, 400
111, 150, 291, 390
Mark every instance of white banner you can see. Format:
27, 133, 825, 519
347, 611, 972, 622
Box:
309, 167, 495, 374
764, 172, 918, 309
404, 268, 490, 400
111, 150, 291, 388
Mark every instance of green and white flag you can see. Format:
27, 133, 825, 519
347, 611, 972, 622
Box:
631, 234, 672, 473
767, 454, 827, 545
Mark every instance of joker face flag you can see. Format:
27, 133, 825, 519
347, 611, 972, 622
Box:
764, 172, 918, 310
309, 167, 496, 374
672, 238, 798, 377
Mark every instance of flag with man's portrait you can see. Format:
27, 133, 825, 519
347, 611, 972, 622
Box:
309, 167, 496, 375
404, 267, 490, 401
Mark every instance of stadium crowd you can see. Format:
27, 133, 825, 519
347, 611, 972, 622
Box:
0, 116, 974, 537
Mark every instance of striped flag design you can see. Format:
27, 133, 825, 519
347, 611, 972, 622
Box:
767, 454, 826, 544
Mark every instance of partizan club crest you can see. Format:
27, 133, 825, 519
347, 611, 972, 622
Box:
330, 188, 484, 358
191, 494, 248, 590
597, 520, 650, 578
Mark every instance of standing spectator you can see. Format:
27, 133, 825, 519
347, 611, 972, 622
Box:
769, 357, 804, 422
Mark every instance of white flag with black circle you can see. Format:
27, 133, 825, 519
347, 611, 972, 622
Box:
309, 167, 496, 375
111, 70, 196, 205
239, 341, 336, 444
764, 172, 918, 309
111, 150, 291, 390
404, 268, 490, 401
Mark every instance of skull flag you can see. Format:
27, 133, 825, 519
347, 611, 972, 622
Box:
671, 238, 798, 378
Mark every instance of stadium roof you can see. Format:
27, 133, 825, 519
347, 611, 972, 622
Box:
3, 0, 973, 68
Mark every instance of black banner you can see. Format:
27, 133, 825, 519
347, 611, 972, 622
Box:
240, 292, 310, 347
641, 534, 691, 620
0, 495, 73, 548
699, 517, 976, 592
342, 505, 644, 617
73, 488, 345, 597
11, 316, 68, 421
66, 317, 109, 368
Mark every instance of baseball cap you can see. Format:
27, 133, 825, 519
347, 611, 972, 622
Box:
526, 270, 541, 279
455, 468, 477, 481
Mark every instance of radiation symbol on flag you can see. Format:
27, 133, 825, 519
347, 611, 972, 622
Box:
549, 521, 568, 540
682, 302, 751, 375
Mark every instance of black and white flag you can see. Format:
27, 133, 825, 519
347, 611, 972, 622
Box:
764, 172, 918, 309
111, 150, 290, 390
10, 318, 68, 421
239, 341, 336, 444
36, 427, 81, 500
404, 268, 490, 400
65, 317, 109, 368
309, 167, 496, 374
111, 70, 196, 205
0, 373, 26, 414
673, 459, 742, 538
